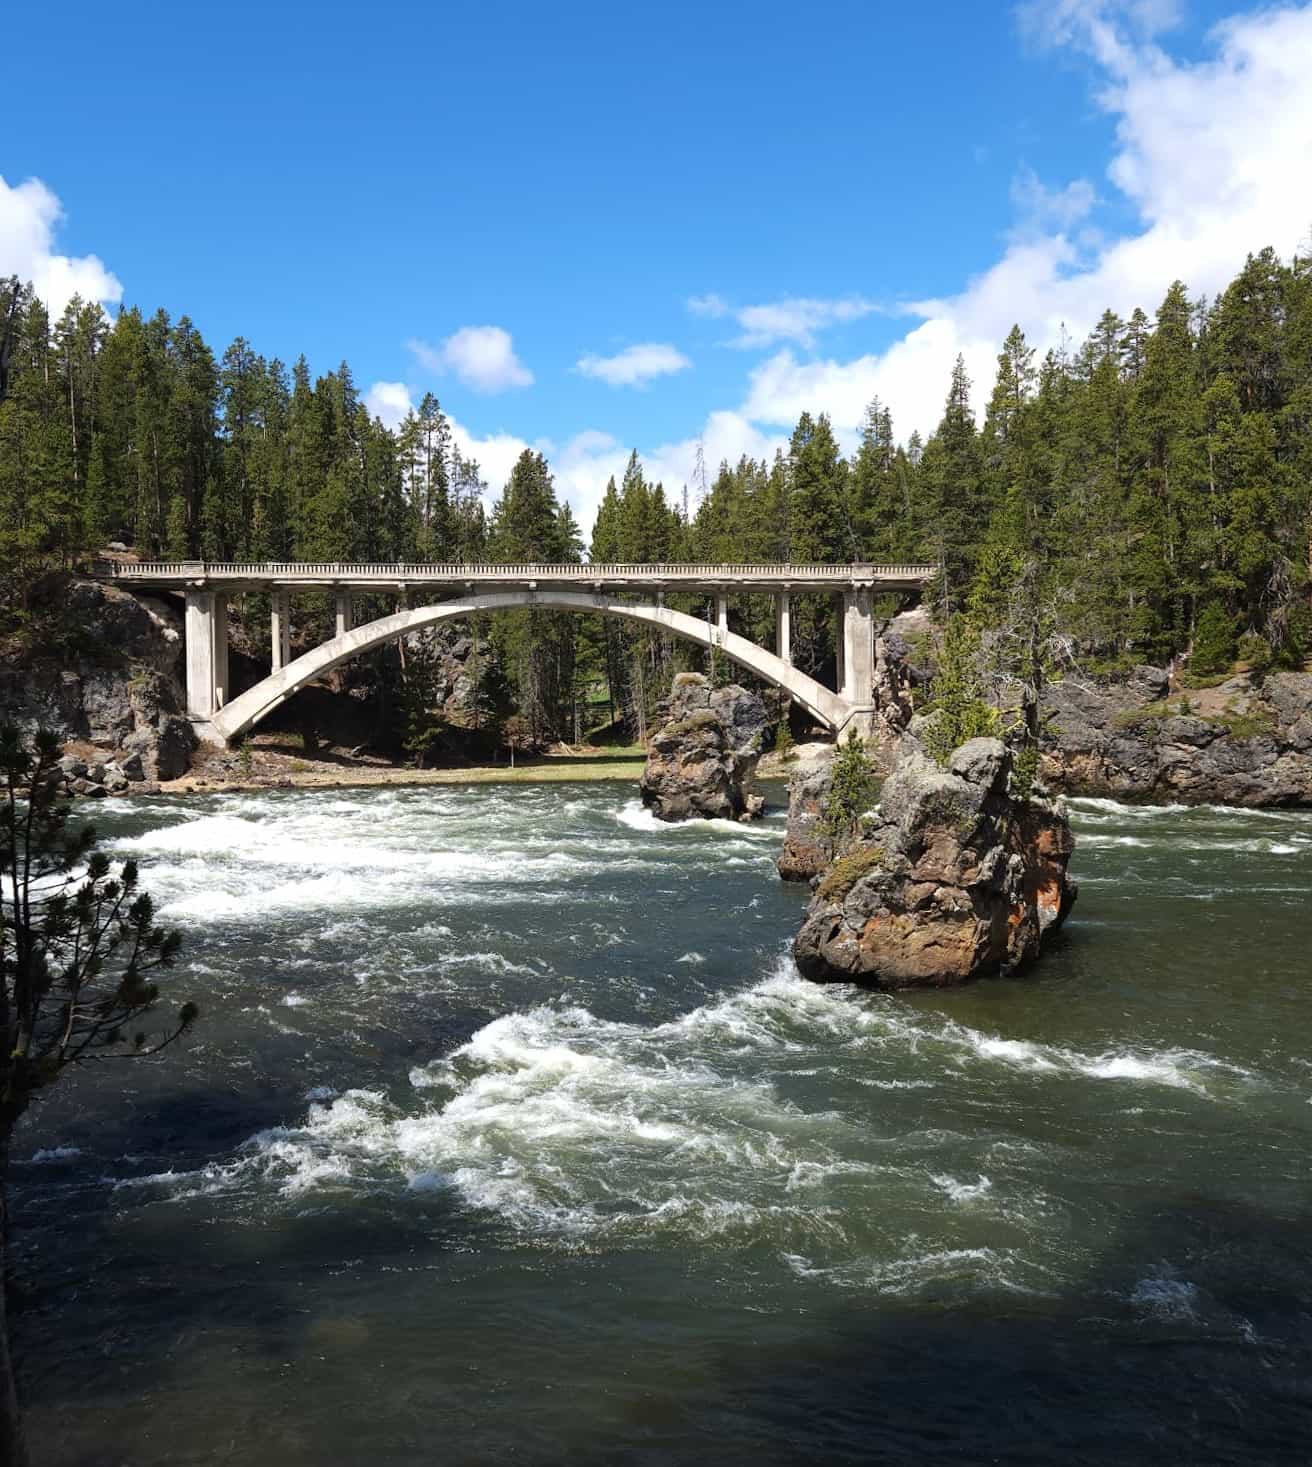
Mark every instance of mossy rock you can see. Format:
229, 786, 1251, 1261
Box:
817, 844, 885, 902
660, 709, 722, 739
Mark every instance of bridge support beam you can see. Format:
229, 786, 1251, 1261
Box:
335, 592, 353, 638
716, 592, 729, 636
776, 592, 791, 666
841, 588, 874, 706
271, 590, 291, 672
184, 589, 228, 719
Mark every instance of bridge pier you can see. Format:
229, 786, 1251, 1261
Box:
776, 592, 791, 665
271, 590, 291, 672
335, 592, 353, 638
841, 588, 874, 705
184, 589, 229, 719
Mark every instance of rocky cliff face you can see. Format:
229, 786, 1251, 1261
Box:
0, 578, 195, 782
640, 673, 769, 822
794, 737, 1076, 988
777, 753, 837, 881
1041, 666, 1312, 807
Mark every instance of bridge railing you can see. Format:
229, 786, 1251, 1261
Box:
110, 559, 935, 583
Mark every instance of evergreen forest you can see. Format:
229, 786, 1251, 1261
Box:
2, 243, 1310, 744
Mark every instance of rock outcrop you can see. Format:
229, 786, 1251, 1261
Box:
0, 577, 195, 783
640, 673, 768, 822
777, 752, 837, 881
871, 606, 934, 748
1040, 666, 1312, 807
794, 737, 1076, 988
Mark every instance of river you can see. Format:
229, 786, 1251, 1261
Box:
12, 781, 1312, 1464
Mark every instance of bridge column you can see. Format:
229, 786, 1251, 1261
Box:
270, 589, 291, 672
212, 592, 229, 709
835, 596, 846, 697
841, 588, 874, 705
716, 592, 729, 636
184, 589, 225, 720
776, 592, 791, 666
335, 591, 353, 638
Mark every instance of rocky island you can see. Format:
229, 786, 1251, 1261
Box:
793, 735, 1077, 988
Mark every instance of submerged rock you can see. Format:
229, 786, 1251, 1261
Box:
640, 673, 768, 822
794, 737, 1076, 988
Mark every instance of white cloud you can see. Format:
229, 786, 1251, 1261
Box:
1009, 167, 1098, 235
364, 380, 414, 429
742, 1, 1312, 439
687, 292, 880, 349
687, 293, 729, 318
730, 296, 881, 349
377, 2, 1312, 539
576, 342, 691, 387
0, 174, 121, 316
407, 324, 533, 393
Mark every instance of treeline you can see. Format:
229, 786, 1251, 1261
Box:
2, 243, 1310, 742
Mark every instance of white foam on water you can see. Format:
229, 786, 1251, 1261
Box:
929, 1173, 993, 1204
440, 952, 544, 977
1067, 798, 1188, 818
614, 800, 778, 840
25, 1146, 82, 1165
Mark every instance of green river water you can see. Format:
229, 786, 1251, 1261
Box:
11, 781, 1312, 1465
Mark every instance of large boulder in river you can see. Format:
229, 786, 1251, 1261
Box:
794, 737, 1076, 988
640, 673, 768, 822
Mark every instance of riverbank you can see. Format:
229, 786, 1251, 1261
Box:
158, 740, 649, 795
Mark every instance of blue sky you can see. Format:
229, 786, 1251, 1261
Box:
4, 0, 1310, 529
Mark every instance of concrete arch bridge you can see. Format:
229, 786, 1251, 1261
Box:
109, 561, 933, 746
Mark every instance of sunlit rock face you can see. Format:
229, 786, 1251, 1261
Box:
0, 576, 195, 782
1040, 666, 1312, 807
777, 755, 836, 882
639, 673, 768, 823
794, 737, 1077, 988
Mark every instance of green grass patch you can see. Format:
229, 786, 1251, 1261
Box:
1111, 700, 1174, 731
817, 844, 885, 902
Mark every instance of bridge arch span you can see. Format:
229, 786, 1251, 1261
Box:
209, 589, 852, 745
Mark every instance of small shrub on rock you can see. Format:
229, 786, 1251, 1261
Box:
820, 730, 877, 844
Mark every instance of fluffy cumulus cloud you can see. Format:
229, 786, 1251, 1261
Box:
742, 1, 1312, 439
379, 1, 1312, 537
408, 325, 533, 393
575, 342, 691, 387
0, 174, 121, 316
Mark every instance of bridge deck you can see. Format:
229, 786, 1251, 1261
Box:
109, 560, 935, 592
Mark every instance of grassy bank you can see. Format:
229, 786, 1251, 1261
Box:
163, 745, 649, 796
